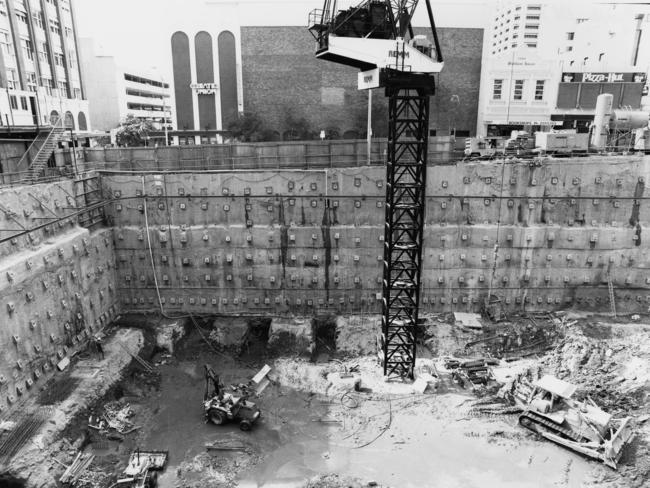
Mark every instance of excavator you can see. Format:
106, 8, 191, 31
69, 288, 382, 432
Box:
309, 0, 443, 379
203, 364, 261, 431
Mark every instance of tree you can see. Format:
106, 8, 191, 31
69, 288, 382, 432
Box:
281, 105, 313, 141
116, 115, 156, 147
226, 112, 272, 142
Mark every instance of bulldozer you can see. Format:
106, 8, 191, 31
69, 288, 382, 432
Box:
203, 364, 261, 431
517, 375, 634, 469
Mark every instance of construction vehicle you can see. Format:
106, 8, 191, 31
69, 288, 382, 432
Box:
464, 136, 506, 158
309, 0, 443, 379
116, 449, 168, 488
517, 375, 633, 469
203, 364, 261, 431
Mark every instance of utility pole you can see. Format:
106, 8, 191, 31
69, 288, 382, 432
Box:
367, 89, 372, 163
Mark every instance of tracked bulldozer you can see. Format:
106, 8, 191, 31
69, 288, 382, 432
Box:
517, 375, 633, 469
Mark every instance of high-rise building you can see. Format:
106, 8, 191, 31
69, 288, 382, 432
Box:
79, 38, 173, 135
0, 0, 89, 130
477, 1, 650, 136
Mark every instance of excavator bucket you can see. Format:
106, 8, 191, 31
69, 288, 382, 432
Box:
602, 417, 634, 469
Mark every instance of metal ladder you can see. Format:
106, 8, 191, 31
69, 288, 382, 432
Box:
608, 274, 617, 317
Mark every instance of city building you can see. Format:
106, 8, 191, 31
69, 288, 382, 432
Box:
476, 1, 650, 136
79, 38, 173, 135
168, 1, 484, 145
0, 0, 88, 131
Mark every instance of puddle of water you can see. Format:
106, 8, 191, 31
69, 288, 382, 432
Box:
239, 395, 596, 488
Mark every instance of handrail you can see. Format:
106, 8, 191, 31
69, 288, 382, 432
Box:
18, 117, 65, 172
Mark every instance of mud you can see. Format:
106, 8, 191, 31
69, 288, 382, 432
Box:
5, 312, 650, 488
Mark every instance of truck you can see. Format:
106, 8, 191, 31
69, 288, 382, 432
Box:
464, 136, 506, 158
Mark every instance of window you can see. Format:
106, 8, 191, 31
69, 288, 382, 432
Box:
26, 71, 36, 91
9, 94, 17, 109
512, 43, 517, 48
576, 18, 588, 24
534, 80, 545, 100
526, 15, 540, 20
566, 46, 573, 52
0, 29, 13, 56
493, 79, 503, 100
0, 0, 6, 17
526, 43, 537, 48
73, 87, 81, 99
54, 52, 65, 66
566, 32, 574, 41
15, 11, 27, 23
21, 38, 34, 61
527, 5, 541, 10
525, 24, 539, 29
513, 25, 519, 29
515, 6, 521, 10
598, 52, 604, 61
45, 0, 57, 5
49, 19, 60, 35
513, 34, 518, 39
20, 96, 28, 111
67, 51, 77, 68
58, 80, 67, 96
513, 79, 524, 100
32, 11, 44, 29
6, 68, 17, 89
64, 27, 72, 38
42, 77, 53, 95
524, 33, 538, 39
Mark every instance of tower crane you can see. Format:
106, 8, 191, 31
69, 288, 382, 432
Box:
309, 0, 443, 379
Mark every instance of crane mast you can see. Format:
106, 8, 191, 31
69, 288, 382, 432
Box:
309, 0, 443, 379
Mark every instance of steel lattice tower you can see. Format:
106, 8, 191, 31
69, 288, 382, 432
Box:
381, 86, 431, 379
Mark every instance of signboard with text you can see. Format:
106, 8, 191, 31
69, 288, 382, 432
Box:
190, 83, 218, 94
561, 72, 647, 84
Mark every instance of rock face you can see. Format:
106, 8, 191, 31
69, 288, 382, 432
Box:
156, 319, 187, 354
268, 317, 313, 355
208, 317, 249, 350
335, 315, 379, 356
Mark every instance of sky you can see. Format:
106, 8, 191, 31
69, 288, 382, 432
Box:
74, 0, 648, 80
74, 0, 492, 79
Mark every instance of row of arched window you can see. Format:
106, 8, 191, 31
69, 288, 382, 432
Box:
49, 110, 87, 130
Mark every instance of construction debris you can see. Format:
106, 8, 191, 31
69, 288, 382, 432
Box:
453, 312, 483, 329
59, 452, 95, 485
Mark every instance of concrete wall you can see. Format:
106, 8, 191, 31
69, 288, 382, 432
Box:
102, 154, 650, 316
83, 137, 455, 170
0, 181, 118, 413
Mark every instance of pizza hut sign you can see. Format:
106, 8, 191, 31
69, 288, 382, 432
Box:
562, 72, 647, 83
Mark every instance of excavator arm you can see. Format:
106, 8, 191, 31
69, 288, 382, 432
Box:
204, 364, 221, 401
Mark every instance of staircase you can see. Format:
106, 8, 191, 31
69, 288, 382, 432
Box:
19, 118, 66, 184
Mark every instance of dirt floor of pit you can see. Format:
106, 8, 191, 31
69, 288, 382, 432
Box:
47, 313, 650, 488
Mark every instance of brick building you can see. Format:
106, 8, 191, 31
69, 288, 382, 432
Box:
240, 26, 484, 139
169, 10, 483, 144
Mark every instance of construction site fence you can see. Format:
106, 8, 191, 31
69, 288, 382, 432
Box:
81, 137, 458, 172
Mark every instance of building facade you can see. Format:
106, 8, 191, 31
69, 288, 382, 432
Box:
168, 2, 483, 145
0, 0, 88, 130
477, 1, 650, 136
79, 38, 173, 134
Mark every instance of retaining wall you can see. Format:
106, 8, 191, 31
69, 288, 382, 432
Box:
102, 155, 650, 316
0, 181, 119, 414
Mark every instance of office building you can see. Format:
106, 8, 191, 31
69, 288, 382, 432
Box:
0, 0, 88, 130
477, 1, 650, 136
79, 38, 173, 134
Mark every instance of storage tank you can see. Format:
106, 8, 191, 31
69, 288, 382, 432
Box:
611, 110, 650, 130
591, 93, 613, 149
